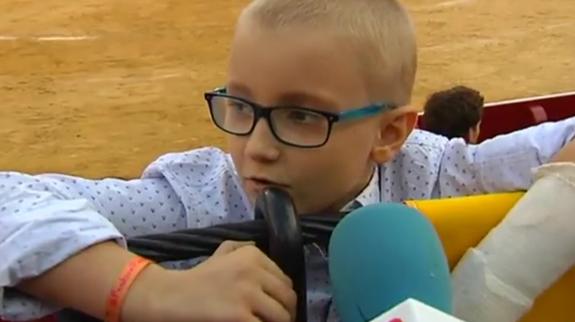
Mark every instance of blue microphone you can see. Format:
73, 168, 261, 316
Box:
328, 203, 453, 322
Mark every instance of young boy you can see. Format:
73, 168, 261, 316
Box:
421, 85, 484, 143
1, 0, 575, 321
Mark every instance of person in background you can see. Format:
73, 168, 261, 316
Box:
421, 85, 484, 143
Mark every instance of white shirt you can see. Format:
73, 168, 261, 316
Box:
1, 118, 575, 321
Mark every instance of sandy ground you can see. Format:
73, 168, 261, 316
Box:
0, 0, 574, 178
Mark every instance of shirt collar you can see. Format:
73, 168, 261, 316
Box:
340, 168, 381, 211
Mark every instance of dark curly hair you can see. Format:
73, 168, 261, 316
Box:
421, 86, 484, 140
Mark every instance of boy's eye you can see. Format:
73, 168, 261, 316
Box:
285, 109, 323, 124
228, 100, 252, 114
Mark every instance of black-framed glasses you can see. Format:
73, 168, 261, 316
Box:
204, 88, 397, 148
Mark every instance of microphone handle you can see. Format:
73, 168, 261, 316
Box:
255, 188, 308, 322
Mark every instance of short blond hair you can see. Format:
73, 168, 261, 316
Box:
242, 0, 417, 106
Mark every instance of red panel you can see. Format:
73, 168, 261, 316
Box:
480, 92, 575, 141
529, 105, 548, 124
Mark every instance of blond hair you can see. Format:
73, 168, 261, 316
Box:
242, 0, 417, 106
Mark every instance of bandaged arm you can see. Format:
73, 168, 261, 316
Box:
452, 163, 575, 322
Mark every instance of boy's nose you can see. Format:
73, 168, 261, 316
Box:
245, 119, 281, 162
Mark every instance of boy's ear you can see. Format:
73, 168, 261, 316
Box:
468, 122, 481, 144
371, 106, 418, 164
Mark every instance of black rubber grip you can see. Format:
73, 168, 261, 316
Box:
255, 187, 308, 322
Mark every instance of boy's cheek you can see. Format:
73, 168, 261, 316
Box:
227, 135, 246, 157
242, 184, 258, 206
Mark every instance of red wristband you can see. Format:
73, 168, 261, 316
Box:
105, 257, 152, 322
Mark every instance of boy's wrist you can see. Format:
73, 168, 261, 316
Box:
120, 263, 171, 322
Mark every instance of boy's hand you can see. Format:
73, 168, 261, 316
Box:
128, 241, 297, 322
551, 139, 575, 163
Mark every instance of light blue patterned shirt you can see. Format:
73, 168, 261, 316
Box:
2, 118, 575, 321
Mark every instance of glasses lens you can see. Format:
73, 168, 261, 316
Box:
210, 96, 254, 134
271, 108, 330, 147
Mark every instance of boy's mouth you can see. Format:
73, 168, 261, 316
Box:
244, 177, 289, 193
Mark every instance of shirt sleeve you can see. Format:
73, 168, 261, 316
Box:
0, 172, 186, 320
0, 147, 245, 321
438, 116, 575, 197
